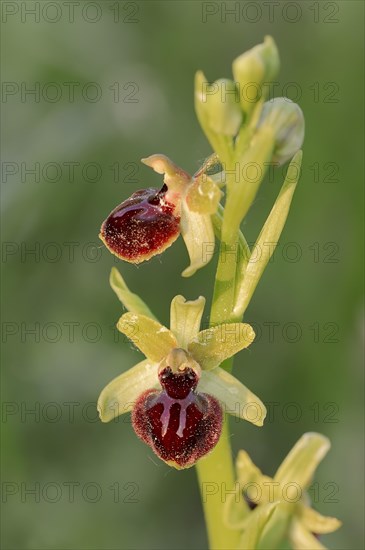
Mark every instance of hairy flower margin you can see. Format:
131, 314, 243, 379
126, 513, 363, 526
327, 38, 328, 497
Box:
97, 268, 266, 468
223, 433, 342, 550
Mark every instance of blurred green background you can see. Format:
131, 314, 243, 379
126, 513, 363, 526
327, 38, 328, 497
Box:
1, 1, 364, 549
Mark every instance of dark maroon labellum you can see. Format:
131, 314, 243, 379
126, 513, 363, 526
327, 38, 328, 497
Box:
99, 186, 180, 263
132, 366, 222, 469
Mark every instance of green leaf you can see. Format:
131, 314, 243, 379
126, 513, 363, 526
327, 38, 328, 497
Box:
110, 267, 158, 320
233, 150, 302, 318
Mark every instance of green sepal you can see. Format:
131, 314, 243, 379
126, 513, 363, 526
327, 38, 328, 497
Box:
97, 359, 158, 422
110, 267, 157, 320
198, 368, 266, 426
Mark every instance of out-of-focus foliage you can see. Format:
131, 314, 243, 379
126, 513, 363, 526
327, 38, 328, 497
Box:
1, 1, 363, 549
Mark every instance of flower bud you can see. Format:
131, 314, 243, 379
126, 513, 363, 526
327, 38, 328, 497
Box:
257, 98, 305, 165
196, 76, 242, 136
232, 35, 280, 115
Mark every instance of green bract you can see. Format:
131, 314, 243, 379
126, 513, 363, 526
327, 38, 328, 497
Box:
224, 433, 342, 549
234, 150, 303, 317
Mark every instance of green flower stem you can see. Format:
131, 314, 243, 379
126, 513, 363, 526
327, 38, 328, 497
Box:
196, 200, 249, 548
210, 176, 250, 329
210, 236, 239, 327
196, 415, 241, 550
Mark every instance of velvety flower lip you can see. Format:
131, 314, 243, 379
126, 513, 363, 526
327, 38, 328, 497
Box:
99, 154, 221, 277
224, 433, 342, 549
97, 281, 266, 468
99, 186, 180, 263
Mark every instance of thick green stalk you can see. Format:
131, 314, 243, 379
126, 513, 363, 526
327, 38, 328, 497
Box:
210, 236, 239, 327
210, 171, 247, 329
196, 416, 240, 550
195, 185, 246, 548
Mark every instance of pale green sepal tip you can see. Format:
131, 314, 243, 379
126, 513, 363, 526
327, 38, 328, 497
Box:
97, 359, 159, 422
198, 367, 266, 427
236, 449, 265, 484
109, 267, 157, 321
233, 150, 302, 318
117, 312, 177, 363
290, 518, 327, 550
298, 505, 342, 535
170, 295, 206, 348
274, 432, 331, 489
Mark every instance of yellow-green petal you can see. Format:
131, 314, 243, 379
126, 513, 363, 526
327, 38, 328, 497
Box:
109, 267, 157, 320
290, 518, 327, 550
117, 312, 177, 363
188, 323, 255, 370
274, 432, 331, 491
234, 150, 302, 318
236, 450, 265, 484
198, 368, 266, 426
170, 295, 206, 348
97, 359, 158, 422
236, 450, 277, 504
238, 502, 279, 550
180, 200, 215, 277
299, 505, 342, 535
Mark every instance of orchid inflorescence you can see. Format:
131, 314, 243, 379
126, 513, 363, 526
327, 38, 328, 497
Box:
97, 36, 340, 549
